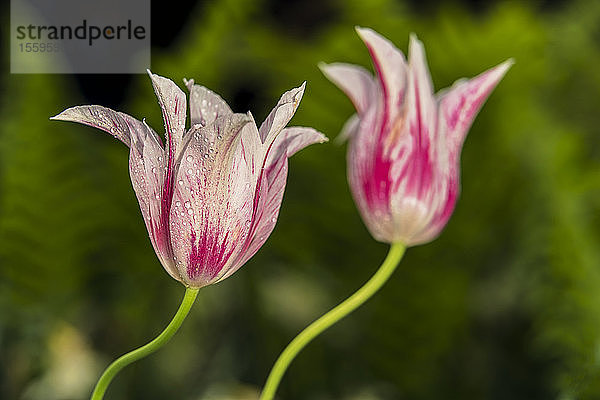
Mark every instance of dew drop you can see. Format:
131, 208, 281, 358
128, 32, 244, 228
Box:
187, 209, 194, 215
186, 155, 194, 162
187, 168, 193, 175
178, 180, 184, 185
184, 201, 191, 209
175, 201, 181, 207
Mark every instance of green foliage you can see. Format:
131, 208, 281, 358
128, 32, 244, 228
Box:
2, 0, 600, 399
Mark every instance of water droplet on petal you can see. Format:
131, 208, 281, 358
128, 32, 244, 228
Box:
184, 201, 191, 209
186, 155, 193, 162
178, 180, 184, 185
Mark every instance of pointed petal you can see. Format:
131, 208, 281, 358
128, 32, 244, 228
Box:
336, 113, 360, 144
125, 118, 180, 280
319, 62, 376, 115
237, 112, 264, 178
223, 127, 328, 277
438, 59, 513, 154
168, 113, 253, 287
50, 105, 133, 147
186, 82, 233, 128
346, 104, 395, 242
258, 83, 305, 145
355, 27, 408, 122
395, 34, 437, 199
407, 60, 512, 246
147, 70, 187, 157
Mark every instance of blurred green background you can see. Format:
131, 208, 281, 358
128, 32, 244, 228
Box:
2, 0, 600, 399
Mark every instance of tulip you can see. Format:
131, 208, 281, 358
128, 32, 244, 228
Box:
52, 71, 327, 288
320, 28, 512, 246
259, 29, 512, 400
52, 71, 326, 400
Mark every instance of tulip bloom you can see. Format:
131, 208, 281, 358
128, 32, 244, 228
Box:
52, 71, 326, 288
321, 28, 512, 246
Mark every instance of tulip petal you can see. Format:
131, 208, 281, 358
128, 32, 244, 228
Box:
258, 83, 305, 145
169, 113, 253, 287
50, 105, 133, 147
224, 126, 328, 277
147, 70, 187, 158
394, 34, 437, 199
438, 59, 513, 158
346, 104, 394, 242
125, 118, 180, 280
184, 79, 233, 129
319, 62, 376, 115
236, 112, 266, 180
336, 113, 360, 144
355, 27, 408, 122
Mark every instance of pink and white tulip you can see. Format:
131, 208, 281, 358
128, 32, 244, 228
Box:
52, 72, 327, 287
321, 28, 511, 246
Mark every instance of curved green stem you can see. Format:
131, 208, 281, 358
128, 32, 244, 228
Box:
259, 242, 406, 400
90, 287, 199, 400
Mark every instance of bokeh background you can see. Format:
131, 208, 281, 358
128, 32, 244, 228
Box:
2, 0, 600, 399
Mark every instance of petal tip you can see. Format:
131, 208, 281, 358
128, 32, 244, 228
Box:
49, 108, 73, 121
354, 26, 373, 38
408, 33, 425, 55
499, 58, 516, 73
183, 78, 195, 91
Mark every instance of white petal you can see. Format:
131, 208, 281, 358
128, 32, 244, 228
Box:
319, 62, 376, 115
258, 83, 306, 145
50, 105, 133, 147
187, 83, 233, 128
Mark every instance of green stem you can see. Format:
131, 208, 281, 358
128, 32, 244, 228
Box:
259, 242, 406, 400
90, 287, 200, 400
